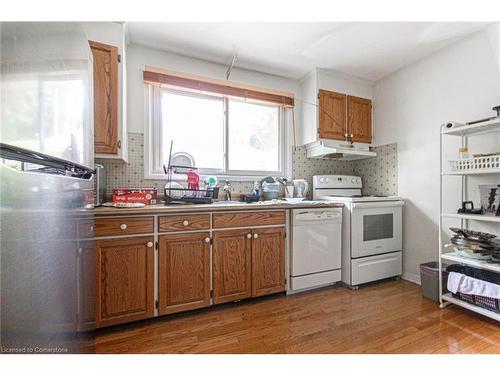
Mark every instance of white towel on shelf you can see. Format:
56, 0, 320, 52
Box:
447, 271, 500, 299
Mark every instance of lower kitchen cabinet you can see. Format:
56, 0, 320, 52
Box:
212, 229, 252, 304
158, 232, 211, 315
251, 227, 286, 297
95, 237, 155, 328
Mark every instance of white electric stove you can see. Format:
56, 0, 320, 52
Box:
313, 175, 404, 288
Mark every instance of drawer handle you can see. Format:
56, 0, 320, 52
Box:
253, 233, 259, 239
204, 237, 211, 244
119, 224, 128, 230
247, 233, 252, 239
183, 220, 189, 226
147, 241, 153, 248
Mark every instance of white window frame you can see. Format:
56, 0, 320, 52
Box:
144, 85, 292, 182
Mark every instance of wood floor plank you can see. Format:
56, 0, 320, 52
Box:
95, 280, 500, 354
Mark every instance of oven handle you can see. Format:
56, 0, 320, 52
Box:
352, 201, 404, 209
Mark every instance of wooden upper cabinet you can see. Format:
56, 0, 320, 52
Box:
95, 237, 154, 328
318, 89, 346, 141
89, 40, 119, 155
251, 227, 286, 298
347, 95, 372, 144
212, 229, 252, 304
158, 233, 211, 315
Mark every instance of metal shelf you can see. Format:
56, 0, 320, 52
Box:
441, 253, 500, 273
442, 293, 500, 322
441, 213, 500, 223
439, 117, 500, 321
442, 169, 500, 175
441, 118, 500, 136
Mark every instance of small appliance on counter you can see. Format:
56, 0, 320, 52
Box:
293, 179, 309, 198
313, 175, 404, 288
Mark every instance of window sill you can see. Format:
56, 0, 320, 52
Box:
145, 173, 290, 183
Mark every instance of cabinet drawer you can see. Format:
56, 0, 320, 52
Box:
213, 210, 285, 229
95, 216, 154, 237
159, 214, 210, 232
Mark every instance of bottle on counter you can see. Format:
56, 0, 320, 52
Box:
252, 181, 260, 197
458, 146, 469, 159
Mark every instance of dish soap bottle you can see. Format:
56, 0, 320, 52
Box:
252, 181, 260, 197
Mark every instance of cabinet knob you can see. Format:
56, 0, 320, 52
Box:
147, 241, 153, 248
253, 233, 259, 239
204, 237, 211, 244
119, 223, 127, 230
183, 220, 189, 226
89, 225, 94, 232
246, 233, 252, 239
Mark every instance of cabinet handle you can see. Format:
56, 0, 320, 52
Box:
253, 233, 259, 239
89, 225, 94, 232
246, 233, 252, 239
117, 140, 122, 149
147, 241, 153, 248
119, 224, 127, 230
182, 220, 189, 226
204, 237, 211, 244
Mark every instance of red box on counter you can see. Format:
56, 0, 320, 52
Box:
112, 188, 158, 205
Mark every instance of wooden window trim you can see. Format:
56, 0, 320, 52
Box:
143, 67, 294, 107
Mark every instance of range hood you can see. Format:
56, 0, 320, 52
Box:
306, 140, 377, 161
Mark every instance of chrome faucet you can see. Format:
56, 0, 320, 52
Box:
223, 181, 232, 201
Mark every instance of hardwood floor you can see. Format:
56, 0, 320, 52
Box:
95, 280, 500, 354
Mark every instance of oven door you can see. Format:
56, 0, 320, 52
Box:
351, 201, 403, 258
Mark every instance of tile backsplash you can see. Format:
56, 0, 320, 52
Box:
353, 143, 398, 196
98, 132, 397, 200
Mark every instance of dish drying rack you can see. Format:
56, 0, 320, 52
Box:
163, 164, 218, 205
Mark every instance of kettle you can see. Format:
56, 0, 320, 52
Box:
293, 179, 309, 198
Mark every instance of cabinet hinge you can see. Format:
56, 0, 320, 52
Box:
155, 300, 159, 309
155, 241, 158, 250
284, 232, 287, 239
210, 290, 214, 298
117, 54, 121, 63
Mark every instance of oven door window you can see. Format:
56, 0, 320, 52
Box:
363, 213, 393, 241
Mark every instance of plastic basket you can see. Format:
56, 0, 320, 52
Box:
449, 155, 500, 173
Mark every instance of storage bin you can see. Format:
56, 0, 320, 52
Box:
420, 262, 448, 302
446, 264, 500, 314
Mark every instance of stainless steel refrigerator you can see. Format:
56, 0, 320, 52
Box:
1, 22, 95, 354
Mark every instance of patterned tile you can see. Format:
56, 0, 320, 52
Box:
353, 143, 398, 196
98, 133, 398, 199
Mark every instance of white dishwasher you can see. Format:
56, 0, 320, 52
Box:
290, 207, 342, 293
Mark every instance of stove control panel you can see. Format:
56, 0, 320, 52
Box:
313, 175, 362, 189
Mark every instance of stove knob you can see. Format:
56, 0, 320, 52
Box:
325, 178, 329, 183
351, 178, 356, 183
319, 177, 324, 183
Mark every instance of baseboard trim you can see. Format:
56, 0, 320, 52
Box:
402, 271, 421, 285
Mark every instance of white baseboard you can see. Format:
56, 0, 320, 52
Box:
402, 271, 421, 285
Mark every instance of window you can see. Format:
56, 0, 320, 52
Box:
146, 85, 291, 180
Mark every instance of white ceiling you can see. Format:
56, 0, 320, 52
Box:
127, 22, 490, 81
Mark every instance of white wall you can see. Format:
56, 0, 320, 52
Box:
373, 24, 500, 282
126, 43, 300, 134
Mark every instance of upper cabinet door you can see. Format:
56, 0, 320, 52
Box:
89, 40, 119, 154
318, 89, 346, 141
251, 227, 286, 298
158, 233, 211, 316
212, 229, 252, 304
347, 95, 372, 144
